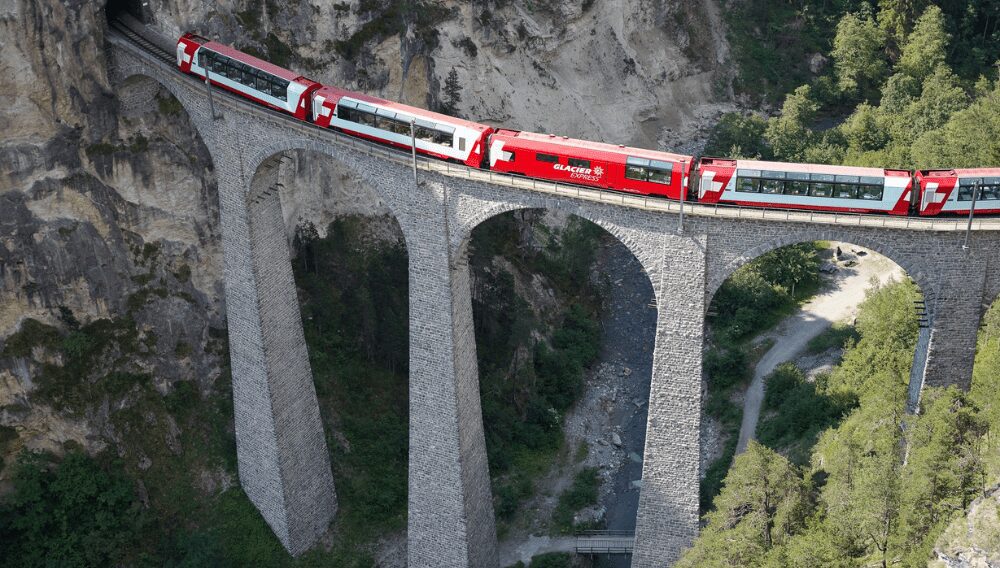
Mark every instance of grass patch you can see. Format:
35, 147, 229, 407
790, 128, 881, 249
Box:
756, 363, 855, 465
806, 321, 859, 354
156, 94, 183, 116
551, 467, 599, 534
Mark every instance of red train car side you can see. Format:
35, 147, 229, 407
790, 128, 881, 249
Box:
916, 168, 1000, 216
488, 130, 694, 199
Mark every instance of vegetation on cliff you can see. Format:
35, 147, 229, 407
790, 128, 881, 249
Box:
712, 1, 999, 168
701, 242, 824, 507
682, 280, 1000, 567
470, 211, 608, 534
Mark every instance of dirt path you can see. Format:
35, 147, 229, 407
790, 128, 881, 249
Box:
735, 244, 904, 454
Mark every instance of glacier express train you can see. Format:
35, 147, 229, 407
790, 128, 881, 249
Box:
176, 33, 1000, 217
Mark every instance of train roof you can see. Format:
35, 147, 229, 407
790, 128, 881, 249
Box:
494, 129, 694, 168
715, 158, 909, 177
315, 85, 491, 132
198, 40, 312, 84
918, 167, 1000, 178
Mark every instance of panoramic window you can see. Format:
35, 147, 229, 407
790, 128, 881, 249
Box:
809, 182, 834, 197
647, 160, 673, 184
625, 157, 650, 181
858, 184, 883, 200
760, 179, 784, 194
537, 153, 559, 163
736, 177, 759, 192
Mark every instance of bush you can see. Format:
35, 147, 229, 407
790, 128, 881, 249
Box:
529, 552, 573, 568
0, 451, 143, 567
552, 467, 599, 533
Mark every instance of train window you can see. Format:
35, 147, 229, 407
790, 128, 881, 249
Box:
458, 138, 466, 151
569, 158, 590, 169
784, 180, 808, 195
337, 106, 358, 123
431, 130, 452, 146
858, 184, 883, 200
648, 167, 671, 184
736, 177, 759, 192
625, 165, 647, 181
809, 182, 834, 197
415, 126, 438, 142
761, 170, 786, 180
835, 184, 858, 199
537, 153, 559, 163
390, 119, 410, 135
760, 179, 784, 194
982, 183, 1000, 200
359, 111, 377, 127
956, 184, 977, 201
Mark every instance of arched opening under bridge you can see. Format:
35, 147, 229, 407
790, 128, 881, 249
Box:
466, 207, 656, 567
701, 239, 925, 511
258, 149, 412, 559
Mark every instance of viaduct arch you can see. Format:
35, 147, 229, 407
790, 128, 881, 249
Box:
105, 27, 1000, 567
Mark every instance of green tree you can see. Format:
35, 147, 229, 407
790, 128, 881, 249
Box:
877, 0, 927, 48
0, 451, 143, 568
765, 86, 820, 161
753, 243, 821, 298
440, 67, 462, 117
678, 441, 808, 567
703, 112, 771, 159
894, 388, 988, 565
832, 12, 888, 97
911, 80, 1000, 168
842, 103, 889, 153
898, 5, 949, 80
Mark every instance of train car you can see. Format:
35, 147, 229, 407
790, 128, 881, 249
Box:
176, 33, 320, 120
311, 85, 492, 168
915, 168, 1000, 216
487, 130, 694, 199
697, 158, 913, 215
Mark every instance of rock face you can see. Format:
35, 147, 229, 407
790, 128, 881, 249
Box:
133, 0, 733, 148
0, 0, 225, 467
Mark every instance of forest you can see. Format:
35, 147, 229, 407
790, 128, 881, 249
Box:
710, 0, 999, 169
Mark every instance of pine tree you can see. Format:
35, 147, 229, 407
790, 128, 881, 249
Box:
441, 67, 462, 117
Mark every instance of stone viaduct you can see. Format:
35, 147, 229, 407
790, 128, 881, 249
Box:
106, 25, 1000, 567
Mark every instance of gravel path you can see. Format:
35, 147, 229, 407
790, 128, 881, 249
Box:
735, 245, 904, 454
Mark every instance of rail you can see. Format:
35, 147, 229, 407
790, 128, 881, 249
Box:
107, 21, 1000, 233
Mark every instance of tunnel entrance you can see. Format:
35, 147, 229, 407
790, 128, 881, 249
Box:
105, 0, 149, 24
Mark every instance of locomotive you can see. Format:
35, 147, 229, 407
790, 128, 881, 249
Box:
176, 33, 1000, 217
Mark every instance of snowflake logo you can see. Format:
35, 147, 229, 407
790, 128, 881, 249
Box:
594, 166, 604, 177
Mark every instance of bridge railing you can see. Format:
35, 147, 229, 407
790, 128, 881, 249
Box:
574, 531, 635, 555
107, 26, 1000, 233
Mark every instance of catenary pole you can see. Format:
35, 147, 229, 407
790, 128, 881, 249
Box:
410, 118, 418, 184
962, 179, 980, 250
677, 159, 687, 233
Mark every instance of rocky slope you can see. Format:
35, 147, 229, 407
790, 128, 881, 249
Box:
135, 0, 734, 149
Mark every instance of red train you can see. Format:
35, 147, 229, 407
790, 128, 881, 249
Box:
176, 33, 1000, 217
